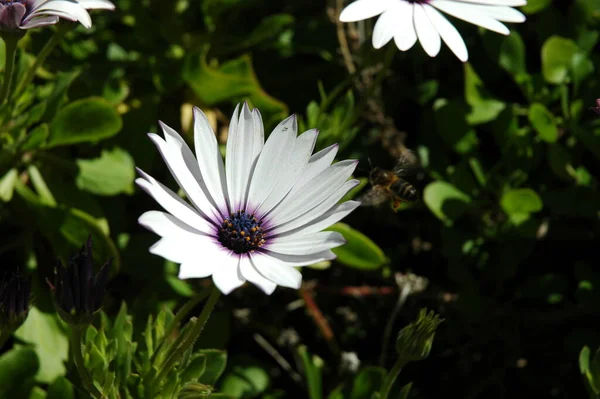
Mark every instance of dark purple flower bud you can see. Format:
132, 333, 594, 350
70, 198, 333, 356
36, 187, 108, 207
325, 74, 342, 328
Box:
49, 235, 110, 326
0, 267, 31, 331
590, 99, 600, 116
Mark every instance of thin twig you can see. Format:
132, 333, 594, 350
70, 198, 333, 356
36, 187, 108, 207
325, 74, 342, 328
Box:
253, 333, 303, 384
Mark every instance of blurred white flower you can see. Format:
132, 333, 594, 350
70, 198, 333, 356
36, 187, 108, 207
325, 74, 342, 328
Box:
137, 103, 360, 295
339, 0, 527, 62
0, 0, 114, 32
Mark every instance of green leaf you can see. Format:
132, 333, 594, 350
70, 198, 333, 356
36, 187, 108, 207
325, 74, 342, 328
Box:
197, 350, 227, 386
42, 70, 81, 122
541, 36, 581, 84
499, 31, 527, 77
13, 307, 68, 383
0, 347, 39, 398
464, 63, 506, 125
434, 100, 478, 154
219, 356, 270, 399
521, 0, 552, 14
326, 223, 387, 270
182, 48, 288, 127
46, 377, 74, 399
423, 181, 472, 224
350, 367, 386, 399
500, 188, 543, 225
298, 346, 323, 399
47, 97, 122, 147
21, 124, 49, 150
528, 103, 559, 143
76, 147, 135, 196
0, 168, 18, 202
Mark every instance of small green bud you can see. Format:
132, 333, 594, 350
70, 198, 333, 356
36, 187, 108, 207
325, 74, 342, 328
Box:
395, 308, 443, 362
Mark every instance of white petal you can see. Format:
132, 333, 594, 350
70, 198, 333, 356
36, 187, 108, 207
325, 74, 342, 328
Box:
30, 0, 91, 27
138, 210, 205, 238
257, 250, 337, 269
226, 103, 266, 211
424, 5, 468, 62
274, 201, 361, 237
339, 0, 395, 22
393, 2, 418, 51
148, 131, 221, 222
76, 0, 115, 10
211, 252, 246, 294
270, 180, 359, 235
372, 7, 398, 49
245, 115, 297, 212
239, 256, 277, 294
414, 4, 442, 57
468, 4, 526, 22
452, 0, 526, 6
20, 15, 59, 29
193, 107, 229, 217
135, 169, 216, 234
266, 160, 358, 226
254, 129, 318, 216
150, 238, 212, 267
178, 261, 215, 279
431, 0, 510, 35
287, 143, 338, 198
250, 253, 303, 289
267, 231, 346, 256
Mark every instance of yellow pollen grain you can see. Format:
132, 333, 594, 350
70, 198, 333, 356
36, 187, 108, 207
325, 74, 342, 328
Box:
240, 231, 246, 236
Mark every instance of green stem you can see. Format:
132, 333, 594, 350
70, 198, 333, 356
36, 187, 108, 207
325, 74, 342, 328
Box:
152, 286, 221, 393
0, 35, 20, 105
71, 326, 105, 399
149, 288, 211, 366
379, 357, 408, 399
12, 23, 71, 100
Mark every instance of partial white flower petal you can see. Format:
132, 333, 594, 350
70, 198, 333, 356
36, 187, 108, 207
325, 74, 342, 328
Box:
267, 161, 358, 226
212, 252, 246, 294
287, 143, 338, 198
246, 115, 297, 212
138, 210, 205, 238
453, 0, 526, 6
393, 2, 418, 51
275, 201, 361, 237
76, 0, 115, 10
149, 131, 221, 222
271, 179, 358, 236
414, 4, 442, 57
193, 107, 229, 216
178, 261, 215, 279
258, 250, 337, 268
226, 103, 264, 211
339, 0, 396, 22
267, 231, 346, 255
372, 6, 398, 49
424, 4, 468, 62
431, 0, 510, 35
239, 256, 277, 294
250, 253, 303, 288
31, 0, 91, 28
135, 169, 216, 234
471, 4, 526, 22
255, 129, 318, 216
20, 15, 59, 29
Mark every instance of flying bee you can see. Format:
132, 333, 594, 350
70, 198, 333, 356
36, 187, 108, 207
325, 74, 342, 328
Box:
360, 150, 420, 211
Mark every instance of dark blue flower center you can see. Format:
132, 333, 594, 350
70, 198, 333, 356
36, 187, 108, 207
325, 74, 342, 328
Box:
218, 211, 266, 254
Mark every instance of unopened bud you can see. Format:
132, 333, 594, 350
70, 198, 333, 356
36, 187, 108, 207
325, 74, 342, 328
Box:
395, 308, 443, 362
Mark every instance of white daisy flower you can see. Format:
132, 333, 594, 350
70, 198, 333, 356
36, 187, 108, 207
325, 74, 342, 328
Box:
137, 103, 360, 295
339, 0, 527, 62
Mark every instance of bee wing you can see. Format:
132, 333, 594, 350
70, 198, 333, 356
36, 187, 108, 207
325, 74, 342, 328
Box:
359, 186, 390, 207
393, 149, 420, 176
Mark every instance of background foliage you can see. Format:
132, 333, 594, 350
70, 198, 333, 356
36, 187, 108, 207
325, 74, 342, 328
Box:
1, 0, 600, 397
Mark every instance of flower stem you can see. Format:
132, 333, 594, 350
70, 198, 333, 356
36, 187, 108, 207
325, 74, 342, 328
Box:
12, 23, 71, 100
70, 326, 105, 399
379, 357, 408, 399
152, 286, 221, 393
0, 35, 20, 105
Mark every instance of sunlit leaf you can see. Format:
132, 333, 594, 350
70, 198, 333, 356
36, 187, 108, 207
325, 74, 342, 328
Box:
76, 147, 135, 196
326, 223, 387, 270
